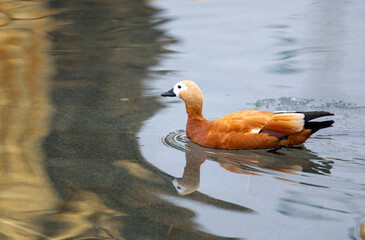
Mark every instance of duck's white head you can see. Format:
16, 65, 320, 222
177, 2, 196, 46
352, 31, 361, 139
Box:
161, 80, 202, 100
161, 81, 188, 98
161, 80, 204, 120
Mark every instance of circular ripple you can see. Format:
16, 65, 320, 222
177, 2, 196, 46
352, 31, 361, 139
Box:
161, 130, 189, 152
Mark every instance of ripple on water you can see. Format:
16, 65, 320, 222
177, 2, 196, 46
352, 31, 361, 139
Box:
250, 97, 364, 111
161, 129, 188, 152
249, 98, 365, 130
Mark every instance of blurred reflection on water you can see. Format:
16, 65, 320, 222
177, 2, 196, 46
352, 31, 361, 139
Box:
0, 1, 57, 239
0, 0, 250, 239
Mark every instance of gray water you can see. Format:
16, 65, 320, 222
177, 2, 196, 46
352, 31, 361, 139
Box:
0, 0, 364, 239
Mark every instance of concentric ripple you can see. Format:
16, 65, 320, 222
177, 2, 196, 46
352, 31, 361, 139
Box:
162, 130, 189, 152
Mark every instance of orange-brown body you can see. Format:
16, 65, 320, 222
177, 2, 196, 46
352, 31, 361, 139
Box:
186, 111, 312, 149
161, 80, 333, 150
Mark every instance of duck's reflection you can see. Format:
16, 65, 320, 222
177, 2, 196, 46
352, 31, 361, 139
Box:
172, 141, 333, 195
172, 144, 206, 195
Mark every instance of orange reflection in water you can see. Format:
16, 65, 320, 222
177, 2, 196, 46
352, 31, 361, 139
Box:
0, 1, 57, 239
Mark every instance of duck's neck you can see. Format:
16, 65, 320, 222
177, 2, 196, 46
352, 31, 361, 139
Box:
185, 100, 205, 121
186, 106, 208, 144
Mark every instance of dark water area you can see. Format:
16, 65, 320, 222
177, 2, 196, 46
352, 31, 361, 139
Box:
0, 0, 364, 239
0, 1, 221, 239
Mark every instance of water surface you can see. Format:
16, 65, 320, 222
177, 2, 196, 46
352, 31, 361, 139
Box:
140, 0, 365, 239
0, 0, 364, 239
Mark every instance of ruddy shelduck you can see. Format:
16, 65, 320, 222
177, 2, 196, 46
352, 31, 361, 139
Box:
161, 80, 334, 150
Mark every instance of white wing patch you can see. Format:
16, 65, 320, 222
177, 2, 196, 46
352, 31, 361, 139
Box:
250, 129, 261, 134
273, 111, 295, 114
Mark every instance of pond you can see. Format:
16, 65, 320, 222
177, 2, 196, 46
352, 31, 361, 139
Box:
0, 0, 364, 239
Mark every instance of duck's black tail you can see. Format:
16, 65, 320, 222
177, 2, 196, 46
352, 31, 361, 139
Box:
303, 120, 334, 133
299, 111, 334, 133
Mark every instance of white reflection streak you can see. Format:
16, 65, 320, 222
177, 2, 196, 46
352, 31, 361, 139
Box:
245, 174, 252, 195
0, 218, 53, 239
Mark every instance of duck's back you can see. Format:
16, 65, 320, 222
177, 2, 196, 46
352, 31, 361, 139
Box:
213, 110, 273, 133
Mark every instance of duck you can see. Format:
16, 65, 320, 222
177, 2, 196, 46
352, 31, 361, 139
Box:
161, 80, 334, 150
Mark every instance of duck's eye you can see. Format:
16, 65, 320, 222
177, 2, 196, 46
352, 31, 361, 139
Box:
177, 85, 182, 89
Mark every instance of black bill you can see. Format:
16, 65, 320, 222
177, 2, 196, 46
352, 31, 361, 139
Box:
161, 88, 176, 97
